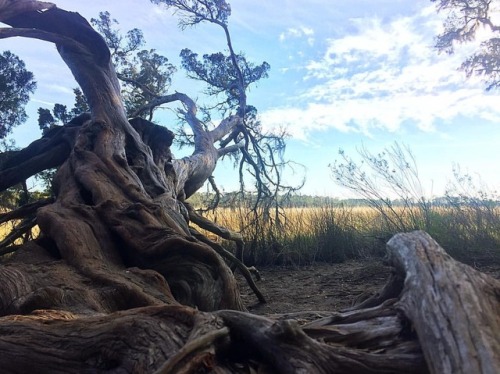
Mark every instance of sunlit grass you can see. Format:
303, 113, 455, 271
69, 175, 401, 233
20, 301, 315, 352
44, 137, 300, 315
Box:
0, 222, 10, 241
2, 202, 498, 266
0, 207, 11, 244
0, 213, 40, 248
196, 203, 500, 266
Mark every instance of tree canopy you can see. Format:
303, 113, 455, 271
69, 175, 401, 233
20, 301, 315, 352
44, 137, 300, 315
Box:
0, 50, 36, 140
434, 0, 500, 89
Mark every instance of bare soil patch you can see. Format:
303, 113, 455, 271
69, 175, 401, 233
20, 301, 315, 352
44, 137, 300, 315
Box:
238, 257, 500, 315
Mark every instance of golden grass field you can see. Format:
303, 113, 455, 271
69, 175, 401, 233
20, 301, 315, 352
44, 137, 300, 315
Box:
194, 203, 500, 265
2, 203, 499, 265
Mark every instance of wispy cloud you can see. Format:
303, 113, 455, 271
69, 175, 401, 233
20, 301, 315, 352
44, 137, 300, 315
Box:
279, 26, 315, 46
262, 5, 500, 139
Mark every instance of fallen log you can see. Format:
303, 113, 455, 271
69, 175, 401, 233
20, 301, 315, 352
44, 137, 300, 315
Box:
0, 231, 497, 373
385, 231, 500, 374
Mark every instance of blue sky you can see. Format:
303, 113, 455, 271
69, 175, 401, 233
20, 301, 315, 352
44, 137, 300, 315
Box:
2, 0, 499, 198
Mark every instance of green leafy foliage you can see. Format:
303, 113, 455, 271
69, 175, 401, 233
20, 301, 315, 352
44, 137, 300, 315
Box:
37, 108, 55, 133
72, 87, 90, 114
37, 88, 89, 132
153, 0, 270, 115
91, 11, 145, 66
52, 103, 72, 124
180, 49, 270, 110
91, 11, 176, 118
36, 10, 173, 125
153, 0, 297, 218
121, 49, 176, 116
0, 51, 36, 139
461, 38, 500, 90
4, 2, 298, 236
433, 0, 494, 51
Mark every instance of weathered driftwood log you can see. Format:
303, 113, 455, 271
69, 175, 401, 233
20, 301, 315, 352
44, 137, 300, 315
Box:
0, 231, 498, 373
386, 231, 500, 374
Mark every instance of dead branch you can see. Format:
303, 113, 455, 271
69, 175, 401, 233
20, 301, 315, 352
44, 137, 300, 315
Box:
0, 217, 36, 254
0, 198, 54, 225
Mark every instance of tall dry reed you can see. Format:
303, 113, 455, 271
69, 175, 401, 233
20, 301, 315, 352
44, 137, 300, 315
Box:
197, 202, 500, 266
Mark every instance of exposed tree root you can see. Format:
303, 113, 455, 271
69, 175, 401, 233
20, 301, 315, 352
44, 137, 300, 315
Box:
0, 198, 54, 225
190, 227, 266, 304
0, 217, 37, 255
154, 326, 230, 374
0, 228, 498, 372
186, 200, 259, 273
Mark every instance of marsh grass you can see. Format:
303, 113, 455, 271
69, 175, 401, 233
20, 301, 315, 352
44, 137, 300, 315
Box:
197, 202, 500, 266
2, 201, 498, 266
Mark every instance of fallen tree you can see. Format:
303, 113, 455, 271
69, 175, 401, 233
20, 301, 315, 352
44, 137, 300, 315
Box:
1, 226, 499, 373
0, 2, 499, 373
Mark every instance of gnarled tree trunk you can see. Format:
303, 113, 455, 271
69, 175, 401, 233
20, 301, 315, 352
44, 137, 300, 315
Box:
0, 2, 498, 373
1, 3, 244, 313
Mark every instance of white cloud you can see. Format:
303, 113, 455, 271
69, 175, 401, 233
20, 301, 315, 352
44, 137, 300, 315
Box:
261, 105, 348, 141
262, 5, 500, 139
45, 84, 74, 95
279, 26, 315, 45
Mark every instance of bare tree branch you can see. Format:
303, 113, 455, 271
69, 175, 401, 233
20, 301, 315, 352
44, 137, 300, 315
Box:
217, 142, 243, 157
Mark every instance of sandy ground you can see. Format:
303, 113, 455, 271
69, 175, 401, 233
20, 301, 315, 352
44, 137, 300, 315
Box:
237, 256, 500, 315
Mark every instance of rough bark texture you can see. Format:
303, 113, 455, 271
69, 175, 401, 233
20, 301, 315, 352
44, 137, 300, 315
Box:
1, 230, 498, 373
387, 232, 500, 374
0, 2, 499, 373
1, 3, 244, 313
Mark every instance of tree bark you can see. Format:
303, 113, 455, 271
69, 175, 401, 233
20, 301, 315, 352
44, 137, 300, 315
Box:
386, 231, 500, 374
1, 231, 497, 372
1, 2, 245, 315
0, 2, 498, 373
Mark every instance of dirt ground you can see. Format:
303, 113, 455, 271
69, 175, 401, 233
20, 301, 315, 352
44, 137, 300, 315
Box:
237, 257, 500, 315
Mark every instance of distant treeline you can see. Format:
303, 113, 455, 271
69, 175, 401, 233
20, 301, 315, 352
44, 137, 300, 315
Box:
2, 187, 498, 212
195, 198, 500, 267
187, 192, 344, 208
187, 192, 499, 209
